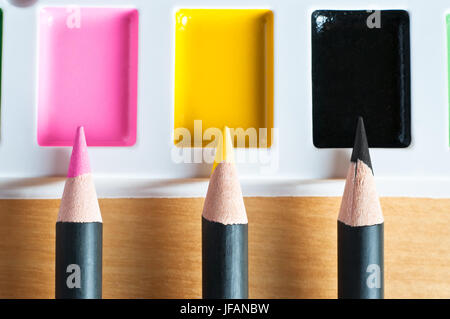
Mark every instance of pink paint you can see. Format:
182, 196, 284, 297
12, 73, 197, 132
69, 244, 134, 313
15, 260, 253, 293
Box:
38, 7, 139, 146
68, 126, 91, 178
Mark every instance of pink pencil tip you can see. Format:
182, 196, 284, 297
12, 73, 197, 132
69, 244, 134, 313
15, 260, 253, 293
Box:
67, 126, 91, 178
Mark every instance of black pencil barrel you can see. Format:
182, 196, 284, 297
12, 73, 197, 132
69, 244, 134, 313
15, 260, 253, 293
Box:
55, 222, 102, 299
338, 221, 383, 299
202, 217, 248, 299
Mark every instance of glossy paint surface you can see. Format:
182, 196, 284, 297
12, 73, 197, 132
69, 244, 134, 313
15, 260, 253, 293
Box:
174, 9, 274, 148
312, 10, 411, 148
38, 7, 139, 146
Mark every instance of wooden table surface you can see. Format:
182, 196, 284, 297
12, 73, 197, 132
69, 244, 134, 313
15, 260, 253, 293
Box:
0, 197, 448, 299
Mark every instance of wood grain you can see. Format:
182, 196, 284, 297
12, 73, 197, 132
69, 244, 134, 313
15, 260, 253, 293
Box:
0, 197, 449, 298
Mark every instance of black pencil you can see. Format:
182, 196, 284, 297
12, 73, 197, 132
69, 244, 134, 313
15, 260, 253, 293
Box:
338, 117, 384, 299
55, 127, 102, 299
202, 127, 248, 299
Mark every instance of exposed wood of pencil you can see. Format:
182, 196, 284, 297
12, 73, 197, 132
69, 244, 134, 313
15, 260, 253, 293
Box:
0, 197, 449, 298
339, 116, 383, 227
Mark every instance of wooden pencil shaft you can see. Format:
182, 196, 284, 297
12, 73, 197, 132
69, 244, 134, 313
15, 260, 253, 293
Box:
338, 221, 384, 299
202, 217, 248, 299
55, 222, 102, 299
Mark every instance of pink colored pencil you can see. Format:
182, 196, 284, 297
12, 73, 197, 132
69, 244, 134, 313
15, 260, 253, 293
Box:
55, 126, 103, 299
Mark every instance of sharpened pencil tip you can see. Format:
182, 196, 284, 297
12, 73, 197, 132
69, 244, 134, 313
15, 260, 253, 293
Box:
212, 126, 235, 174
58, 126, 102, 223
350, 117, 373, 172
67, 126, 91, 178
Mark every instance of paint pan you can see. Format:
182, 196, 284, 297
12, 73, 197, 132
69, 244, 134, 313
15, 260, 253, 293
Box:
311, 10, 411, 148
174, 9, 274, 148
37, 7, 139, 146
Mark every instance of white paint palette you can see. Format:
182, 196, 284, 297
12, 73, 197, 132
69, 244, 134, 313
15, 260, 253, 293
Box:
0, 0, 449, 198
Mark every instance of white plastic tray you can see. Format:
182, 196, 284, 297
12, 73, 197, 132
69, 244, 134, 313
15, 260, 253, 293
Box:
0, 0, 448, 198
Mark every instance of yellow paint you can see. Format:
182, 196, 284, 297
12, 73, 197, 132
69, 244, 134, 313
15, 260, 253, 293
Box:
212, 126, 235, 173
174, 9, 274, 148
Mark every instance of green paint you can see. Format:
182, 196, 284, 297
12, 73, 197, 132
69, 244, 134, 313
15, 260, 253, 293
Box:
447, 15, 450, 144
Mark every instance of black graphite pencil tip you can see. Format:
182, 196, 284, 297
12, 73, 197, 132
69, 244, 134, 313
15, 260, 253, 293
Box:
350, 117, 373, 172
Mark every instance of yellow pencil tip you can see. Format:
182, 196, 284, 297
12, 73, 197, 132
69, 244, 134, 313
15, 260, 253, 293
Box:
212, 126, 234, 173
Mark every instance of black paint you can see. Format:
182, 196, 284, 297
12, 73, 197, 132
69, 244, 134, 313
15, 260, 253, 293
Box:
312, 10, 411, 148
338, 221, 384, 299
55, 222, 102, 299
351, 117, 373, 171
202, 217, 248, 299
